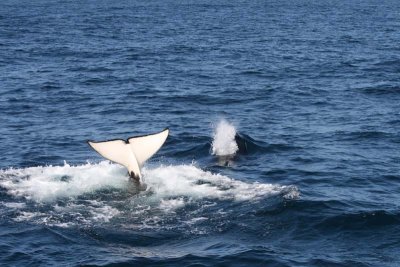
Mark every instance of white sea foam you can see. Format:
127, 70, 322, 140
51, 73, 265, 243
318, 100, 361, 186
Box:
0, 162, 298, 203
15, 211, 41, 222
0, 161, 128, 202
2, 202, 26, 209
211, 119, 239, 156
0, 162, 299, 226
159, 198, 186, 212
89, 205, 121, 222
143, 164, 296, 202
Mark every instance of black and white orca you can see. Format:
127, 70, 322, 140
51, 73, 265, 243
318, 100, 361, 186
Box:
88, 128, 169, 184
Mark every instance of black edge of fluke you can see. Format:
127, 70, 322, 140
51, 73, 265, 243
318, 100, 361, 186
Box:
86, 128, 169, 144
87, 138, 128, 144
127, 127, 169, 142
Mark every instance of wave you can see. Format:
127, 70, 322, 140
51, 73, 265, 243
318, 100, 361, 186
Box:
0, 162, 298, 228
315, 210, 400, 231
235, 133, 299, 155
256, 199, 400, 235
334, 130, 395, 142
142, 164, 297, 201
357, 84, 400, 96
0, 161, 128, 202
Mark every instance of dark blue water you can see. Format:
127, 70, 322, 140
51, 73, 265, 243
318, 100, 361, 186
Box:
1, 0, 400, 266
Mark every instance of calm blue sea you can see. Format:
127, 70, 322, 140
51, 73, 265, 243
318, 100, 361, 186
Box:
1, 0, 400, 266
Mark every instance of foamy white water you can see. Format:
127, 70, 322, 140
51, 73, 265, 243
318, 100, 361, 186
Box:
0, 162, 297, 202
211, 119, 239, 156
0, 162, 298, 226
143, 164, 296, 201
0, 161, 128, 202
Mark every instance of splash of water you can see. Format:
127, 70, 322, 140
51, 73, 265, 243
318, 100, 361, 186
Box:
0, 162, 297, 203
0, 162, 299, 228
143, 164, 295, 201
211, 119, 239, 156
0, 161, 128, 202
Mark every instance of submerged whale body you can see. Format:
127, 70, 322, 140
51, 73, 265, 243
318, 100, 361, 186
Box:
87, 128, 169, 183
213, 133, 259, 166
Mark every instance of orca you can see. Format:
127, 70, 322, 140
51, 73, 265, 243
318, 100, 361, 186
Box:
213, 134, 247, 167
87, 128, 169, 183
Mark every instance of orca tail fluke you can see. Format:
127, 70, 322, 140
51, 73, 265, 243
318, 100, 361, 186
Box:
88, 128, 169, 181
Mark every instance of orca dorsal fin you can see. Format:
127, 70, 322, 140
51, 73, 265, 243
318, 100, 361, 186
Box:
88, 128, 169, 179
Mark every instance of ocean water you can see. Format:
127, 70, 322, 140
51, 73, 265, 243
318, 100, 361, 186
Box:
1, 0, 400, 266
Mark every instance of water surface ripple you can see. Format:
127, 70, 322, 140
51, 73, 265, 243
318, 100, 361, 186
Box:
0, 0, 400, 266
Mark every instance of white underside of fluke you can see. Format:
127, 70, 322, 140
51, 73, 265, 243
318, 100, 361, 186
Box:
88, 128, 169, 180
